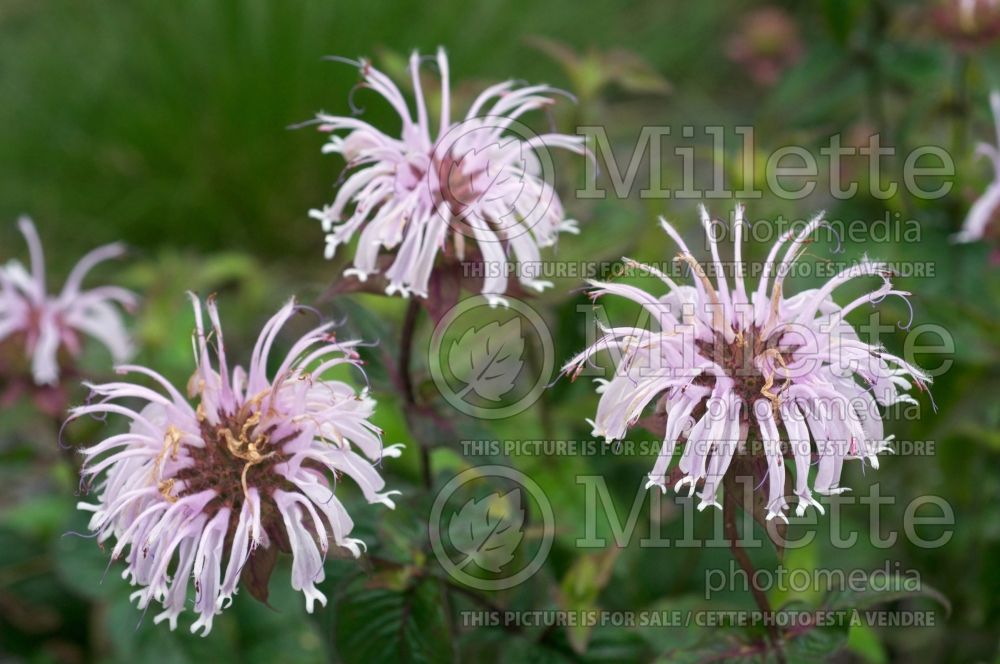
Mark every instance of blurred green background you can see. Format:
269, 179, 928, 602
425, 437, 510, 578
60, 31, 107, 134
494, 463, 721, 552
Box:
2, 0, 1000, 662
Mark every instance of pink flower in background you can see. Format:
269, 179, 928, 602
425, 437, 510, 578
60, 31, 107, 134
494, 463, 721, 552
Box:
75, 296, 402, 635
931, 0, 1000, 51
564, 206, 930, 521
310, 48, 588, 307
0, 216, 135, 386
725, 6, 804, 87
955, 90, 1000, 244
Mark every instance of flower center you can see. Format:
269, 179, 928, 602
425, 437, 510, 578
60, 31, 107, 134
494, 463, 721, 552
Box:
169, 405, 295, 511
695, 327, 791, 409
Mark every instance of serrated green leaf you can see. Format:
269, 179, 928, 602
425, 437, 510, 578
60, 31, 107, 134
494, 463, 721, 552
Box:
333, 579, 452, 664
824, 573, 951, 616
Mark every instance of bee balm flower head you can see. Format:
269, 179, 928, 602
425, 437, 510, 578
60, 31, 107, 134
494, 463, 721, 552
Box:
310, 48, 589, 307
75, 296, 402, 635
0, 216, 135, 386
563, 206, 931, 522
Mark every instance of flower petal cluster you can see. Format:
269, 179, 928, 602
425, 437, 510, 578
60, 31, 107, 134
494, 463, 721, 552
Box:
564, 206, 930, 520
310, 48, 588, 307
76, 296, 401, 634
0, 217, 135, 385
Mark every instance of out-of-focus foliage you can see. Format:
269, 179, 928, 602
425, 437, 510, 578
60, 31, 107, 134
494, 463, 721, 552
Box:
1, 1, 999, 663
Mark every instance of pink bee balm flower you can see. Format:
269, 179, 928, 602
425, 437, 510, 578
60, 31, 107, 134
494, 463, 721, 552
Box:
563, 206, 931, 521
74, 296, 402, 635
0, 216, 136, 385
310, 48, 588, 307
955, 90, 1000, 243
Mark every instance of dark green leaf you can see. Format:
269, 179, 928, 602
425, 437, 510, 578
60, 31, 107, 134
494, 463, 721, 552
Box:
333, 578, 452, 664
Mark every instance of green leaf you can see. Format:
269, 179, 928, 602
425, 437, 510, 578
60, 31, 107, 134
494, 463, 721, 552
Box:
846, 622, 888, 664
633, 596, 714, 656
524, 36, 671, 99
824, 573, 951, 616
498, 637, 574, 664
557, 547, 620, 654
771, 541, 822, 609
783, 612, 850, 661
583, 626, 653, 663
603, 49, 673, 96
333, 578, 452, 664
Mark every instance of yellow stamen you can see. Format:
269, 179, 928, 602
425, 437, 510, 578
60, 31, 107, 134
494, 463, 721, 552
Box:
151, 425, 184, 484
158, 478, 178, 503
217, 407, 275, 515
759, 348, 789, 410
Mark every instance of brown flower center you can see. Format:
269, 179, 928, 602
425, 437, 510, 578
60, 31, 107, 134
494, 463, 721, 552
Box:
168, 404, 296, 513
694, 327, 791, 410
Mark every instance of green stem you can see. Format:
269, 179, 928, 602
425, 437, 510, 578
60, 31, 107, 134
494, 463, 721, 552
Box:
723, 483, 786, 664
398, 298, 432, 490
